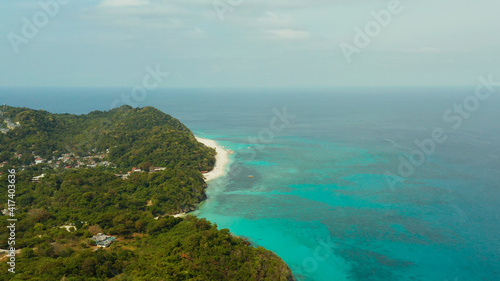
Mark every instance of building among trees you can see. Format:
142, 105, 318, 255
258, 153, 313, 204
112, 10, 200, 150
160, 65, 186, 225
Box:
91, 233, 116, 248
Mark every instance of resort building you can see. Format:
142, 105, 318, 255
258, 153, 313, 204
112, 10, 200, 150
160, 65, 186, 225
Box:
91, 233, 117, 248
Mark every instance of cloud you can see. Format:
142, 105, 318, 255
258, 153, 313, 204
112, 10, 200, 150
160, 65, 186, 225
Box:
397, 47, 460, 55
188, 28, 207, 39
99, 0, 149, 7
256, 12, 294, 27
267, 29, 310, 40
229, 10, 312, 41
83, 0, 190, 31
231, 0, 336, 11
412, 47, 444, 54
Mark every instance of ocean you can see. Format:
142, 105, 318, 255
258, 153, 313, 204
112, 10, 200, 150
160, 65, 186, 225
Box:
1, 87, 499, 281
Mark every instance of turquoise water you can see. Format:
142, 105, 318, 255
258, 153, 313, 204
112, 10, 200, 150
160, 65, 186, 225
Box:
190, 134, 499, 281
1, 88, 499, 280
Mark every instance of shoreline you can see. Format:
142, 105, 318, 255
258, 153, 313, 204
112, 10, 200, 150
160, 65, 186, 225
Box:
195, 136, 230, 182
173, 136, 229, 218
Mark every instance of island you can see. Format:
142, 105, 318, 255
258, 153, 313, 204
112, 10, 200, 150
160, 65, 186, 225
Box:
0, 105, 294, 281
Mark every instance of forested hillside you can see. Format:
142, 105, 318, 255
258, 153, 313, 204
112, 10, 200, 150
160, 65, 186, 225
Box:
0, 106, 294, 281
0, 105, 215, 171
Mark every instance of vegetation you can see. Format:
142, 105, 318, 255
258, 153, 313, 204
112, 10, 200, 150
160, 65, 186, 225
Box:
0, 106, 294, 280
0, 105, 215, 171
0, 216, 293, 281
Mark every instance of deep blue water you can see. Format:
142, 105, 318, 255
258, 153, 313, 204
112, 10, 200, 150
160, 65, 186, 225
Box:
1, 87, 499, 281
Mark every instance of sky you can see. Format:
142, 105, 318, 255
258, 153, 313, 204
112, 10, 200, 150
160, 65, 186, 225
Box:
0, 0, 499, 88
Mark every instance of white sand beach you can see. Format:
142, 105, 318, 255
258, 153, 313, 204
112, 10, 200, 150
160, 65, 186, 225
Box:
171, 137, 229, 218
196, 136, 230, 182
